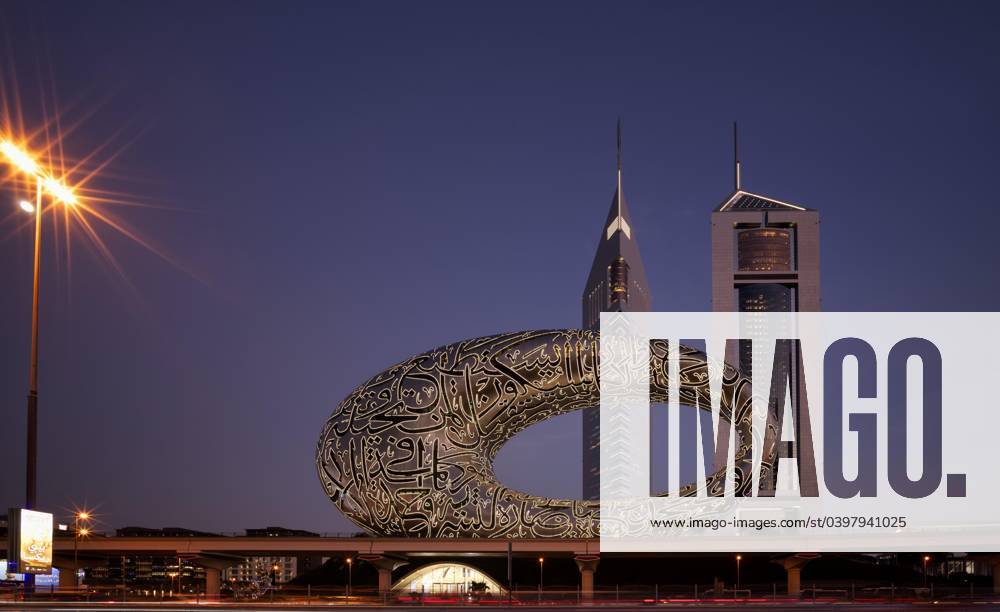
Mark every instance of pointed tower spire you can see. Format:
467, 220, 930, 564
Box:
733, 120, 741, 191
605, 119, 630, 240
617, 118, 623, 219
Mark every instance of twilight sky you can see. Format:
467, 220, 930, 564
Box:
0, 1, 998, 534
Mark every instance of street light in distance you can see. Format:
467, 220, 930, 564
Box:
736, 555, 742, 591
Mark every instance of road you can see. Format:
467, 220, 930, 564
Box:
3, 603, 1000, 611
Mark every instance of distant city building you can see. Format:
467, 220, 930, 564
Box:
117, 526, 221, 537
227, 528, 322, 584
245, 526, 319, 537
85, 556, 205, 594
581, 122, 652, 500
224, 556, 296, 585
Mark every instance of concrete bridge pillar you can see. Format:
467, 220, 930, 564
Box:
204, 567, 221, 599
52, 555, 86, 591
378, 567, 391, 594
57, 566, 78, 590
773, 553, 818, 598
574, 555, 599, 601
359, 554, 408, 598
787, 566, 801, 597
196, 556, 239, 600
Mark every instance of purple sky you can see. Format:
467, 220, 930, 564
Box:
0, 1, 998, 534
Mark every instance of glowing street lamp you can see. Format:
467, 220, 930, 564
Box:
538, 557, 544, 602
1, 140, 40, 175
2, 139, 78, 204
73, 509, 93, 587
735, 555, 742, 591
43, 176, 78, 206
1, 138, 80, 515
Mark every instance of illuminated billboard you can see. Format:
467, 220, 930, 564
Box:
6, 508, 53, 574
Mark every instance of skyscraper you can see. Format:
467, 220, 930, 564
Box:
710, 124, 820, 494
581, 122, 652, 500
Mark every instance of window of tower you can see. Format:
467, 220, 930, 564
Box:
737, 228, 792, 271
608, 257, 629, 306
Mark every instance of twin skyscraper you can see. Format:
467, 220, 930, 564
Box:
580, 122, 820, 500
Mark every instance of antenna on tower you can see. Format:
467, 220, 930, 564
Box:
733, 121, 741, 191
617, 118, 623, 172
617, 118, 623, 218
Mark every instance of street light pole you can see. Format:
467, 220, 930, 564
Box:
73, 512, 91, 588
538, 557, 544, 602
346, 557, 352, 600
2, 139, 79, 516
2, 138, 79, 597
21, 177, 42, 597
73, 515, 79, 582
736, 555, 742, 592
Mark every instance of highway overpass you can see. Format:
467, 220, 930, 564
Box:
51, 536, 602, 597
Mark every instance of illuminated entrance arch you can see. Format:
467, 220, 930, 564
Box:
393, 562, 504, 595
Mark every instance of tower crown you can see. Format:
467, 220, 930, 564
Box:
605, 118, 631, 240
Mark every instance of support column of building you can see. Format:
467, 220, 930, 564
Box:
991, 556, 1000, 594
575, 555, 599, 602
773, 553, 818, 598
359, 554, 408, 600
